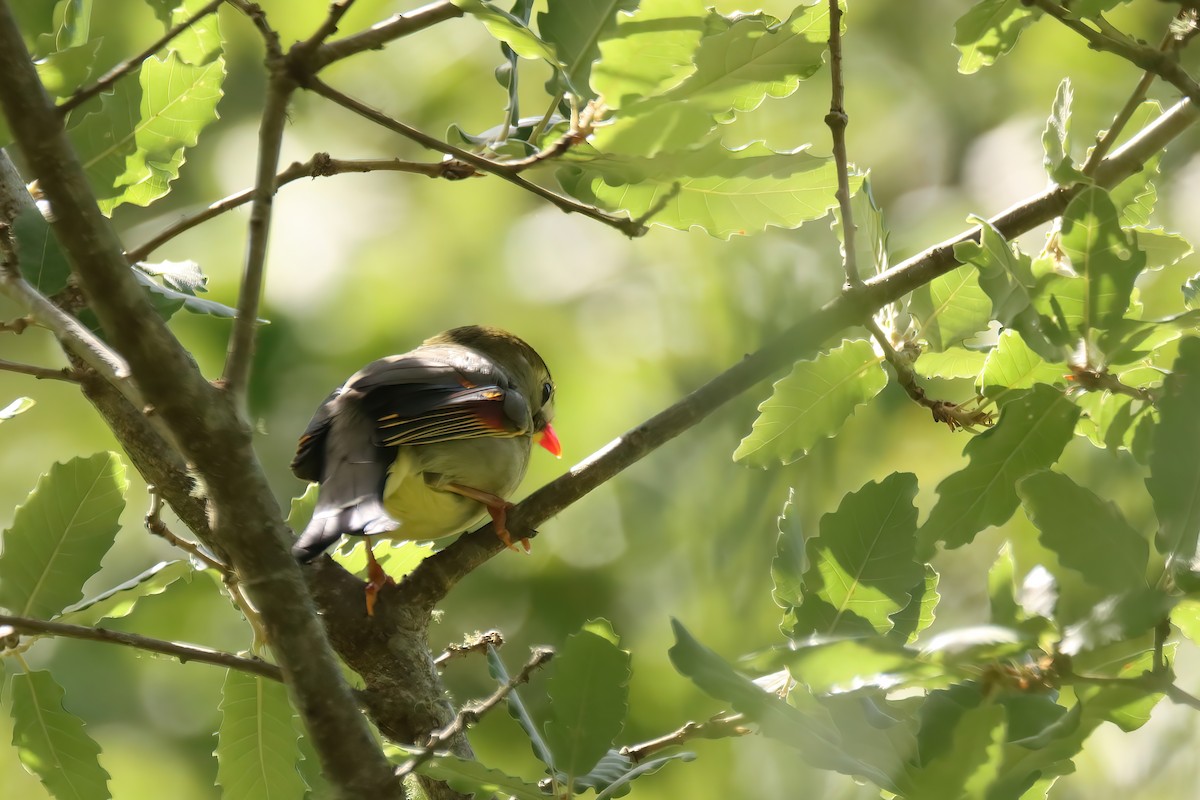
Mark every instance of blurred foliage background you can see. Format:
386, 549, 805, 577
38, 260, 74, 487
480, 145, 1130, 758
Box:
3, 0, 1200, 797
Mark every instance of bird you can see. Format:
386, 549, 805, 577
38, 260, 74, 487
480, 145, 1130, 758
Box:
290, 325, 560, 613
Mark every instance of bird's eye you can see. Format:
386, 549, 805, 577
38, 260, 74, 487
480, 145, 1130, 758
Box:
541, 381, 554, 405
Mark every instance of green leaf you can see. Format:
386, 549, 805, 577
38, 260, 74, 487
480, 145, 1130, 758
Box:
0, 453, 127, 618
8, 670, 111, 800
68, 52, 224, 215
1060, 187, 1146, 335
1042, 78, 1082, 183
35, 39, 103, 98
285, 483, 319, 533
1134, 226, 1192, 271
1187, 273, 1200, 310
734, 339, 885, 466
749, 638, 933, 695
988, 544, 1020, 627
558, 140, 861, 238
589, 752, 695, 800
1059, 587, 1176, 655
131, 268, 240, 319
215, 669, 306, 800
1147, 337, 1200, 563
544, 619, 631, 782
978, 330, 1064, 396
918, 386, 1080, 554
54, 560, 192, 626
386, 746, 547, 800
909, 264, 992, 351
452, 0, 562, 64
799, 474, 924, 636
912, 347, 988, 380
593, 0, 706, 108
335, 539, 435, 583
834, 177, 889, 276
147, 0, 223, 66
771, 488, 806, 608
1018, 470, 1148, 594
667, 620, 896, 788
538, 0, 639, 98
907, 696, 1006, 799
0, 397, 35, 422
12, 205, 71, 295
645, 2, 833, 120
888, 565, 940, 645
952, 0, 1039, 74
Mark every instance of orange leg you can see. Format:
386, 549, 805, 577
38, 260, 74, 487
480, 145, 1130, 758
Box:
363, 540, 395, 616
444, 482, 529, 552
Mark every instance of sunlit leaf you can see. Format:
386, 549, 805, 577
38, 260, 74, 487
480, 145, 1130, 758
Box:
452, 0, 562, 64
910, 264, 992, 352
145, 0, 223, 66
1146, 337, 1200, 563
918, 386, 1079, 554
988, 544, 1020, 627
593, 0, 706, 108
538, 0, 639, 98
645, 1, 833, 120
799, 474, 924, 636
748, 638, 933, 695
9, 670, 111, 800
734, 339, 885, 466
888, 565, 940, 645
1018, 470, 1148, 594
907, 691, 1006, 799
0, 397, 35, 422
544, 619, 631, 782
913, 347, 988, 380
68, 52, 224, 214
35, 39, 102, 98
977, 329, 1065, 396
1042, 78, 1082, 183
54, 560, 193, 626
1060, 187, 1146, 335
1134, 226, 1192, 271
1059, 587, 1176, 655
771, 488, 806, 608
215, 669, 306, 800
558, 140, 861, 238
0, 453, 127, 618
953, 0, 1039, 74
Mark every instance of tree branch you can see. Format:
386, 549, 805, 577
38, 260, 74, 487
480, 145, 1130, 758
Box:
0, 6, 402, 797
824, 0, 860, 288
126, 153, 472, 262
304, 77, 647, 237
394, 97, 1200, 611
0, 357, 80, 382
57, 0, 225, 115
621, 713, 749, 763
310, 0, 463, 70
0, 613, 283, 682
394, 646, 554, 778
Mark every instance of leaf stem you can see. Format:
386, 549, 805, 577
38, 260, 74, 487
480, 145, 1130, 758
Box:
824, 0, 861, 288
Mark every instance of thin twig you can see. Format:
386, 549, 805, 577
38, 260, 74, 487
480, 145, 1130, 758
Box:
0, 224, 139, 403
145, 486, 230, 574
621, 713, 750, 763
225, 0, 283, 56
433, 630, 505, 669
57, 0, 225, 115
125, 154, 470, 262
0, 314, 34, 333
311, 0, 463, 70
221, 64, 295, 399
395, 647, 554, 777
0, 613, 284, 681
1029, 0, 1200, 107
867, 317, 994, 431
296, 0, 359, 55
1083, 26, 1180, 174
824, 0, 860, 288
305, 77, 647, 237
0, 357, 80, 382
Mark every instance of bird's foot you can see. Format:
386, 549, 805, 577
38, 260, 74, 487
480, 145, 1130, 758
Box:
445, 482, 528, 553
364, 542, 395, 617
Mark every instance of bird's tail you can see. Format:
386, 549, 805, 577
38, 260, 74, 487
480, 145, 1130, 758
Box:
292, 449, 397, 563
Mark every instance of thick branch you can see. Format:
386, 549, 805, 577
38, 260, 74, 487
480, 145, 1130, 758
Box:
0, 6, 402, 797
395, 97, 1200, 611
0, 613, 283, 681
